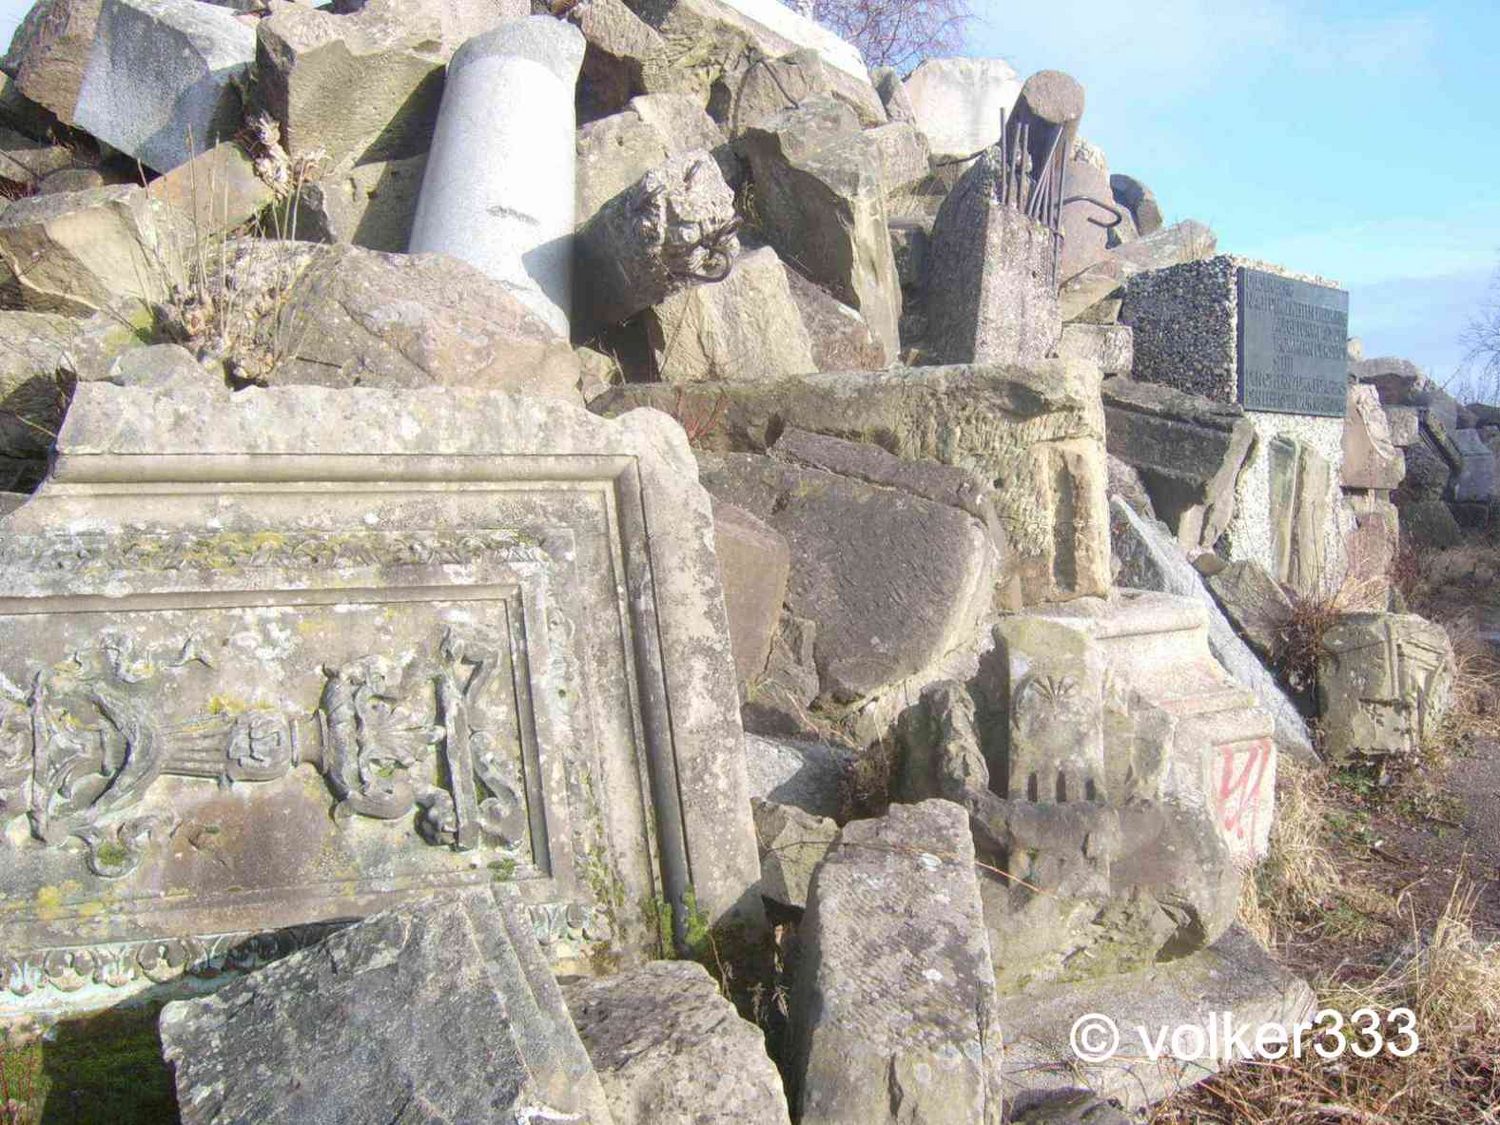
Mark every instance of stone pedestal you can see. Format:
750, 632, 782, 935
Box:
410, 17, 585, 337
1318, 613, 1454, 760
924, 150, 1061, 365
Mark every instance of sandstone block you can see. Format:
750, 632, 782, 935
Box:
752, 797, 837, 909
1319, 613, 1455, 760
1109, 172, 1161, 236
791, 799, 1004, 1124
575, 93, 726, 227
1205, 559, 1292, 662
713, 500, 790, 690
902, 57, 1021, 160
160, 889, 614, 1124
2, 0, 101, 122
1343, 383, 1405, 491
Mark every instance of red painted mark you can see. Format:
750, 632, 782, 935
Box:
1217, 740, 1273, 844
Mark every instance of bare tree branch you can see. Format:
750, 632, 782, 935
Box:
800, 0, 974, 71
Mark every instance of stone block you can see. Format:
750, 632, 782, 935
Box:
743, 732, 850, 821
159, 888, 614, 1125
642, 245, 816, 382
1318, 613, 1455, 760
902, 56, 1021, 160
737, 96, 901, 364
712, 500, 790, 690
633, 0, 885, 127
146, 141, 275, 236
1205, 559, 1292, 663
0, 310, 78, 490
1059, 141, 1113, 282
1344, 490, 1399, 602
0, 126, 77, 187
1109, 172, 1161, 236
221, 241, 584, 398
256, 0, 524, 170
697, 451, 995, 702
790, 799, 1004, 1124
1343, 383, 1405, 490
1059, 220, 1215, 322
1399, 497, 1463, 549
1, 0, 102, 123
410, 18, 585, 338
782, 266, 886, 372
925, 149, 1060, 366
1101, 376, 1254, 550
866, 120, 931, 198
576, 148, 739, 333
870, 65, 915, 123
1267, 434, 1331, 596
292, 153, 427, 253
575, 94, 725, 228
0, 381, 760, 1016
728, 47, 840, 135
1058, 323, 1132, 377
592, 359, 1110, 605
996, 926, 1315, 1114
565, 960, 790, 1124
1110, 497, 1316, 760
0, 184, 187, 314
568, 0, 667, 122
74, 0, 254, 173
1453, 427, 1496, 503
752, 798, 837, 909
1384, 404, 1420, 447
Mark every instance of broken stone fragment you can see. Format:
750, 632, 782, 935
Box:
592, 359, 1110, 605
291, 153, 427, 253
0, 184, 187, 313
743, 732, 851, 821
1317, 612, 1454, 760
642, 244, 815, 383
1205, 559, 1294, 664
1, 0, 103, 124
214, 241, 586, 398
1343, 382, 1406, 491
752, 797, 837, 910
0, 126, 77, 187
568, 0, 668, 123
159, 888, 615, 1125
698, 449, 995, 703
1057, 322, 1132, 377
737, 95, 902, 365
146, 141, 275, 237
576, 148, 740, 333
1109, 172, 1162, 236
1101, 375, 1255, 550
1061, 220, 1216, 321
0, 310, 80, 490
73, 0, 254, 173
713, 500, 790, 692
410, 17, 585, 338
1060, 139, 1114, 282
780, 266, 885, 373
564, 960, 791, 1125
789, 798, 1005, 1125
902, 56, 1022, 160
575, 93, 727, 228
870, 65, 915, 123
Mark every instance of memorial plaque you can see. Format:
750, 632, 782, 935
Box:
0, 384, 759, 1017
1236, 267, 1349, 416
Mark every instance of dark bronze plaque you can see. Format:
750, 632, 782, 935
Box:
1236, 267, 1348, 416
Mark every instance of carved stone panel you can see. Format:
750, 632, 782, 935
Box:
0, 383, 760, 1016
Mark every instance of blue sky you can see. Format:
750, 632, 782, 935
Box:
969, 0, 1500, 393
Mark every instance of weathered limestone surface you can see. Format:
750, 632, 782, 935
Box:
697, 449, 995, 702
576, 93, 725, 226
712, 501, 790, 691
642, 245, 815, 382
997, 926, 1316, 1114
737, 96, 901, 364
791, 799, 1005, 1125
0, 185, 187, 313
593, 360, 1110, 604
222, 242, 585, 398
1343, 383, 1405, 491
752, 798, 838, 910
2, 0, 102, 122
73, 0, 254, 173
160, 888, 614, 1125
1110, 497, 1315, 760
256, 0, 525, 169
632, 0, 885, 127
1101, 376, 1254, 550
1318, 613, 1455, 760
1057, 323, 1132, 377
410, 18, 585, 337
565, 960, 790, 1125
0, 381, 760, 1015
925, 149, 1060, 366
1206, 559, 1293, 663
575, 148, 739, 332
902, 57, 1021, 159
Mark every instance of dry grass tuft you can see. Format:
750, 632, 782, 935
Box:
1274, 573, 1387, 697
1239, 760, 1342, 948
1160, 880, 1500, 1123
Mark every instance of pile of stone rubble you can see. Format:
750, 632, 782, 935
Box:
0, 0, 1486, 1121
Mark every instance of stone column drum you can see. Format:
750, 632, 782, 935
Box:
410, 17, 585, 337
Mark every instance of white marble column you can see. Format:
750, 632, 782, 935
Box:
410, 16, 585, 338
